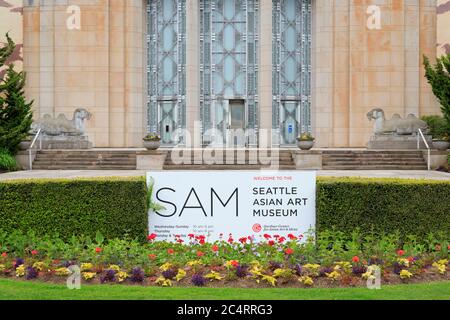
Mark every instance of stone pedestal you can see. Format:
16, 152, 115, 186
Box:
39, 135, 93, 150
293, 150, 323, 170
426, 150, 449, 170
368, 135, 433, 150
15, 150, 37, 170
136, 151, 168, 170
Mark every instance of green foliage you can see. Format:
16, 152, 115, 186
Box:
317, 177, 450, 239
421, 115, 449, 140
0, 177, 148, 241
423, 55, 450, 136
0, 148, 17, 171
0, 33, 34, 155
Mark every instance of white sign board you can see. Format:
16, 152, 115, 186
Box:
147, 171, 316, 243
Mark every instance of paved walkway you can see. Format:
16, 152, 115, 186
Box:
0, 170, 449, 181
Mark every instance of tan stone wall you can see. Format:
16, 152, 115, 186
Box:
23, 0, 146, 148
437, 0, 450, 55
0, 0, 23, 78
8, 0, 445, 148
313, 0, 440, 148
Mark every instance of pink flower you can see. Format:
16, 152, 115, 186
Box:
31, 250, 38, 256
147, 233, 157, 241
1, 252, 7, 258
285, 248, 294, 255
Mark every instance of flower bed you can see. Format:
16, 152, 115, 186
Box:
0, 230, 448, 288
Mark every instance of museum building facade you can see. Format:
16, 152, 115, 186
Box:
19, 0, 440, 148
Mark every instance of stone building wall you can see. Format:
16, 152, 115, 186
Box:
0, 0, 448, 148
0, 0, 23, 79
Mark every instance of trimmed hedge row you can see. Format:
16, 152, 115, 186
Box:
0, 177, 449, 241
317, 177, 450, 238
0, 177, 148, 241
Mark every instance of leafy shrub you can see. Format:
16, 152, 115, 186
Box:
0, 148, 17, 171
317, 177, 450, 239
421, 115, 449, 140
0, 177, 148, 241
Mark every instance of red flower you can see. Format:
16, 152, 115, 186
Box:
268, 240, 275, 246
263, 234, 272, 240
188, 234, 195, 239
167, 249, 175, 255
1, 252, 7, 258
352, 256, 360, 263
448, 245, 450, 250
285, 248, 294, 255
147, 233, 157, 241
176, 239, 184, 244
148, 254, 157, 260
288, 234, 297, 241
95, 247, 102, 253
197, 251, 205, 257
239, 237, 247, 244
31, 250, 38, 255
212, 245, 219, 252
397, 249, 405, 256
278, 237, 286, 244
407, 256, 414, 263
228, 237, 234, 244
231, 260, 239, 267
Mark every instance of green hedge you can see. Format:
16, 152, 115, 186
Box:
0, 177, 148, 241
317, 177, 450, 238
0, 176, 449, 241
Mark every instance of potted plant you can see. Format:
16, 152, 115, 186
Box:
297, 133, 315, 150
18, 136, 33, 151
432, 134, 450, 151
143, 133, 161, 150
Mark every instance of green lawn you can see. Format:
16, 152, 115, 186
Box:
0, 279, 449, 300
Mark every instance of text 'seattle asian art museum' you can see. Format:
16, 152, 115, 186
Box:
1, 0, 450, 170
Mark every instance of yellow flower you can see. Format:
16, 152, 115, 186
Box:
108, 265, 121, 272
187, 260, 203, 267
82, 272, 96, 281
117, 271, 129, 282
397, 258, 410, 267
0, 264, 6, 272
155, 276, 173, 287
326, 271, 341, 281
249, 265, 263, 278
335, 261, 352, 274
175, 269, 187, 282
303, 264, 321, 276
32, 262, 46, 271
299, 276, 314, 286
273, 268, 294, 279
205, 271, 224, 281
432, 262, 447, 275
261, 275, 277, 287
15, 265, 26, 277
438, 259, 448, 266
399, 270, 413, 279
159, 262, 172, 271
55, 267, 70, 277
80, 263, 93, 272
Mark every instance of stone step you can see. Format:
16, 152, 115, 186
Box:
163, 165, 297, 170
32, 165, 137, 170
323, 165, 428, 170
323, 161, 427, 166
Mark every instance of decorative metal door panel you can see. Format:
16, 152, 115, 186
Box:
147, 0, 186, 145
200, 0, 259, 146
273, 0, 312, 145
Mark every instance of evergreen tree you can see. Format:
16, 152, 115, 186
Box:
424, 54, 450, 138
0, 33, 34, 154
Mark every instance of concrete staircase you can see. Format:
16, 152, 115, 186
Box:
322, 150, 428, 170
32, 150, 137, 170
163, 149, 296, 170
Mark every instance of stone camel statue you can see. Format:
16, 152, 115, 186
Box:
31, 108, 92, 136
367, 108, 428, 135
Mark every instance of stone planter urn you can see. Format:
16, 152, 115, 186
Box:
297, 140, 315, 151
143, 140, 161, 151
433, 140, 450, 151
18, 140, 32, 151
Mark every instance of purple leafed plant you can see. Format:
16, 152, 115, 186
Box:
130, 267, 145, 283
100, 269, 117, 283
235, 265, 249, 278
352, 265, 367, 276
162, 269, 177, 280
191, 273, 207, 287
26, 267, 38, 280
13, 258, 24, 269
